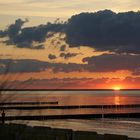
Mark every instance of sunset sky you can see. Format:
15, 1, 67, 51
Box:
0, 0, 140, 89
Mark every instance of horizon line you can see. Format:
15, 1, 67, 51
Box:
0, 89, 140, 91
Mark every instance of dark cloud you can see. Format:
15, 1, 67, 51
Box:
65, 10, 140, 54
0, 19, 64, 49
0, 59, 85, 74
83, 54, 140, 72
48, 54, 57, 60
0, 30, 7, 37
60, 45, 67, 51
60, 52, 79, 59
1, 10, 140, 53
0, 59, 47, 74
1, 19, 28, 38
0, 53, 140, 74
52, 62, 85, 73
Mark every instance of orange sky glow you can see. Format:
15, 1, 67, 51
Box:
0, 1, 140, 89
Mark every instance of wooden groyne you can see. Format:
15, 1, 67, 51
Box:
1, 112, 140, 121
0, 101, 58, 106
0, 104, 140, 110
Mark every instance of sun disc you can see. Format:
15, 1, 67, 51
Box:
113, 86, 121, 91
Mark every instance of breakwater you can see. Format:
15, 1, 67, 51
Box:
0, 112, 140, 121
0, 101, 58, 106
0, 104, 140, 110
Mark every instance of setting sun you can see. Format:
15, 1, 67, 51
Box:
113, 86, 121, 91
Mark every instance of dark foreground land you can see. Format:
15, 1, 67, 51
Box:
0, 123, 139, 140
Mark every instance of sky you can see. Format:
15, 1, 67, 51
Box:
0, 0, 140, 89
0, 0, 140, 17
1, 0, 140, 28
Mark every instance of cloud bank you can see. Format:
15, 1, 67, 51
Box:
0, 59, 85, 74
0, 10, 140, 54
0, 54, 140, 74
2, 77, 140, 89
83, 54, 140, 73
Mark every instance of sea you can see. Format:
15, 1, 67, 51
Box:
0, 90, 140, 138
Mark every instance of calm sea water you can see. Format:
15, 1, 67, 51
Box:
0, 90, 140, 116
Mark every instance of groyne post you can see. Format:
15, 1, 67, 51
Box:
102, 105, 104, 119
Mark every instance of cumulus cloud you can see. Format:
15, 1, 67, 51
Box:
1, 10, 140, 53
0, 19, 28, 38
65, 10, 140, 54
0, 19, 64, 49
